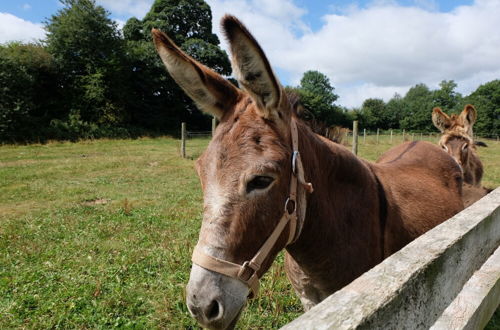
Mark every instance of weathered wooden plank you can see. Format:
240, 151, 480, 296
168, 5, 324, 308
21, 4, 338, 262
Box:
282, 188, 500, 330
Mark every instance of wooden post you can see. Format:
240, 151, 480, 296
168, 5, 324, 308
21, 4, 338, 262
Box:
181, 122, 186, 158
411, 133, 415, 141
211, 117, 217, 137
363, 128, 366, 144
390, 129, 393, 144
376, 128, 380, 144
420, 133, 423, 140
352, 121, 359, 155
403, 129, 405, 141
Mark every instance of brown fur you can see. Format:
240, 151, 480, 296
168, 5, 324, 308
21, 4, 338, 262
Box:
462, 183, 492, 208
432, 105, 483, 187
153, 15, 465, 327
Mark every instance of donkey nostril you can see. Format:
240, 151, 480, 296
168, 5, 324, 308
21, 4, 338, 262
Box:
205, 300, 221, 320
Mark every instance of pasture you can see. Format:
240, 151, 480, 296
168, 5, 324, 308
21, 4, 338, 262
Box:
1, 135, 499, 328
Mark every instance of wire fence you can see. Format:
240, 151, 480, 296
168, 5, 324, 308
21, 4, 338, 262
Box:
179, 121, 499, 158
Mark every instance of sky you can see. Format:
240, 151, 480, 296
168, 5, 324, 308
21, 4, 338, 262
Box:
1, 0, 499, 108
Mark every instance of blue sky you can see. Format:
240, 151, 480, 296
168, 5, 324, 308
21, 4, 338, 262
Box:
0, 0, 475, 33
0, 0, 497, 107
0, 0, 474, 27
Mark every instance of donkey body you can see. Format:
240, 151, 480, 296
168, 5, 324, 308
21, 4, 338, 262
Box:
285, 137, 464, 308
153, 16, 464, 329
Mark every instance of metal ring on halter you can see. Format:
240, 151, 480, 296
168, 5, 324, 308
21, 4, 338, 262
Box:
237, 261, 258, 282
291, 151, 299, 175
284, 197, 297, 214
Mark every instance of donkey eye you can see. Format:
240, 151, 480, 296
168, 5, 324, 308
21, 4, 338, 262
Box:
441, 145, 448, 152
462, 144, 468, 151
246, 176, 274, 193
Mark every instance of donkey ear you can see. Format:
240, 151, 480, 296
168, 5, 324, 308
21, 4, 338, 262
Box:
221, 15, 283, 119
432, 107, 451, 132
459, 104, 477, 135
152, 29, 240, 120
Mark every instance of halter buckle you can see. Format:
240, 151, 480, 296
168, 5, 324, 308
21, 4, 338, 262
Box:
238, 261, 259, 282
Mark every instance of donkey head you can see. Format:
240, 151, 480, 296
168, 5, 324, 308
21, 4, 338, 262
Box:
153, 15, 304, 329
432, 105, 477, 169
432, 104, 477, 137
437, 134, 474, 170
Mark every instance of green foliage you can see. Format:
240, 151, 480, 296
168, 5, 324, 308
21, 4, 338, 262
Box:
465, 80, 500, 137
122, 0, 231, 131
1, 0, 499, 141
399, 83, 435, 131
291, 70, 350, 126
0, 43, 61, 142
357, 98, 386, 130
433, 80, 462, 111
141, 0, 219, 46
384, 93, 404, 129
44, 0, 129, 134
300, 70, 338, 106
45, 0, 123, 78
355, 81, 470, 133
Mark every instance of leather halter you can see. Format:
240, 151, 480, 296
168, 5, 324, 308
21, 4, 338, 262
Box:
191, 119, 313, 298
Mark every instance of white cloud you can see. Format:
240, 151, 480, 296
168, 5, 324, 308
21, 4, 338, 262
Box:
22, 3, 32, 10
0, 13, 45, 44
113, 18, 126, 31
96, 0, 153, 18
208, 0, 308, 58
206, 0, 500, 107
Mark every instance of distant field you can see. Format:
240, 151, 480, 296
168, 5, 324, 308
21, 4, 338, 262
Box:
1, 135, 498, 328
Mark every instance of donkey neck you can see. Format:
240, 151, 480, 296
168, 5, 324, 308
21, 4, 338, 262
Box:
286, 121, 384, 292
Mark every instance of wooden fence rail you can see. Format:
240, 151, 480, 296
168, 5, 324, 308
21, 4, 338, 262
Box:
282, 188, 500, 329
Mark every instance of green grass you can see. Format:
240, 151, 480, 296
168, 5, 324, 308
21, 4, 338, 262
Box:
0, 135, 498, 328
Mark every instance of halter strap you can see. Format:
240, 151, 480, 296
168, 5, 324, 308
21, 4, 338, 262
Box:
191, 119, 312, 298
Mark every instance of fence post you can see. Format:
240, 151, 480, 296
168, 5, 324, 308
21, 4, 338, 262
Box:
352, 121, 359, 155
211, 117, 217, 137
403, 129, 406, 141
390, 129, 393, 144
420, 133, 423, 140
181, 122, 186, 158
363, 128, 366, 144
376, 128, 380, 144
412, 133, 415, 141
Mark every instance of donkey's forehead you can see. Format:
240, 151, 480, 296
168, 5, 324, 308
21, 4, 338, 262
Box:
442, 134, 470, 146
197, 98, 289, 173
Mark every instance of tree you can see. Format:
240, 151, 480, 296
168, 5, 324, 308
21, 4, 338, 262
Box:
399, 83, 434, 131
0, 43, 61, 141
384, 93, 404, 129
122, 0, 231, 131
359, 98, 386, 130
465, 80, 500, 137
295, 70, 346, 125
45, 0, 128, 130
433, 80, 462, 111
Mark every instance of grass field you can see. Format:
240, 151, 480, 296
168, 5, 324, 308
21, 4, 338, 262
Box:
1, 134, 499, 329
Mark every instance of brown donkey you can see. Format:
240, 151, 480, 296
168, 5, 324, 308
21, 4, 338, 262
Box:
432, 105, 483, 187
153, 16, 463, 330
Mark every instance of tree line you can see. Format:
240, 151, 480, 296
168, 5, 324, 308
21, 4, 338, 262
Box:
1, 0, 498, 143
